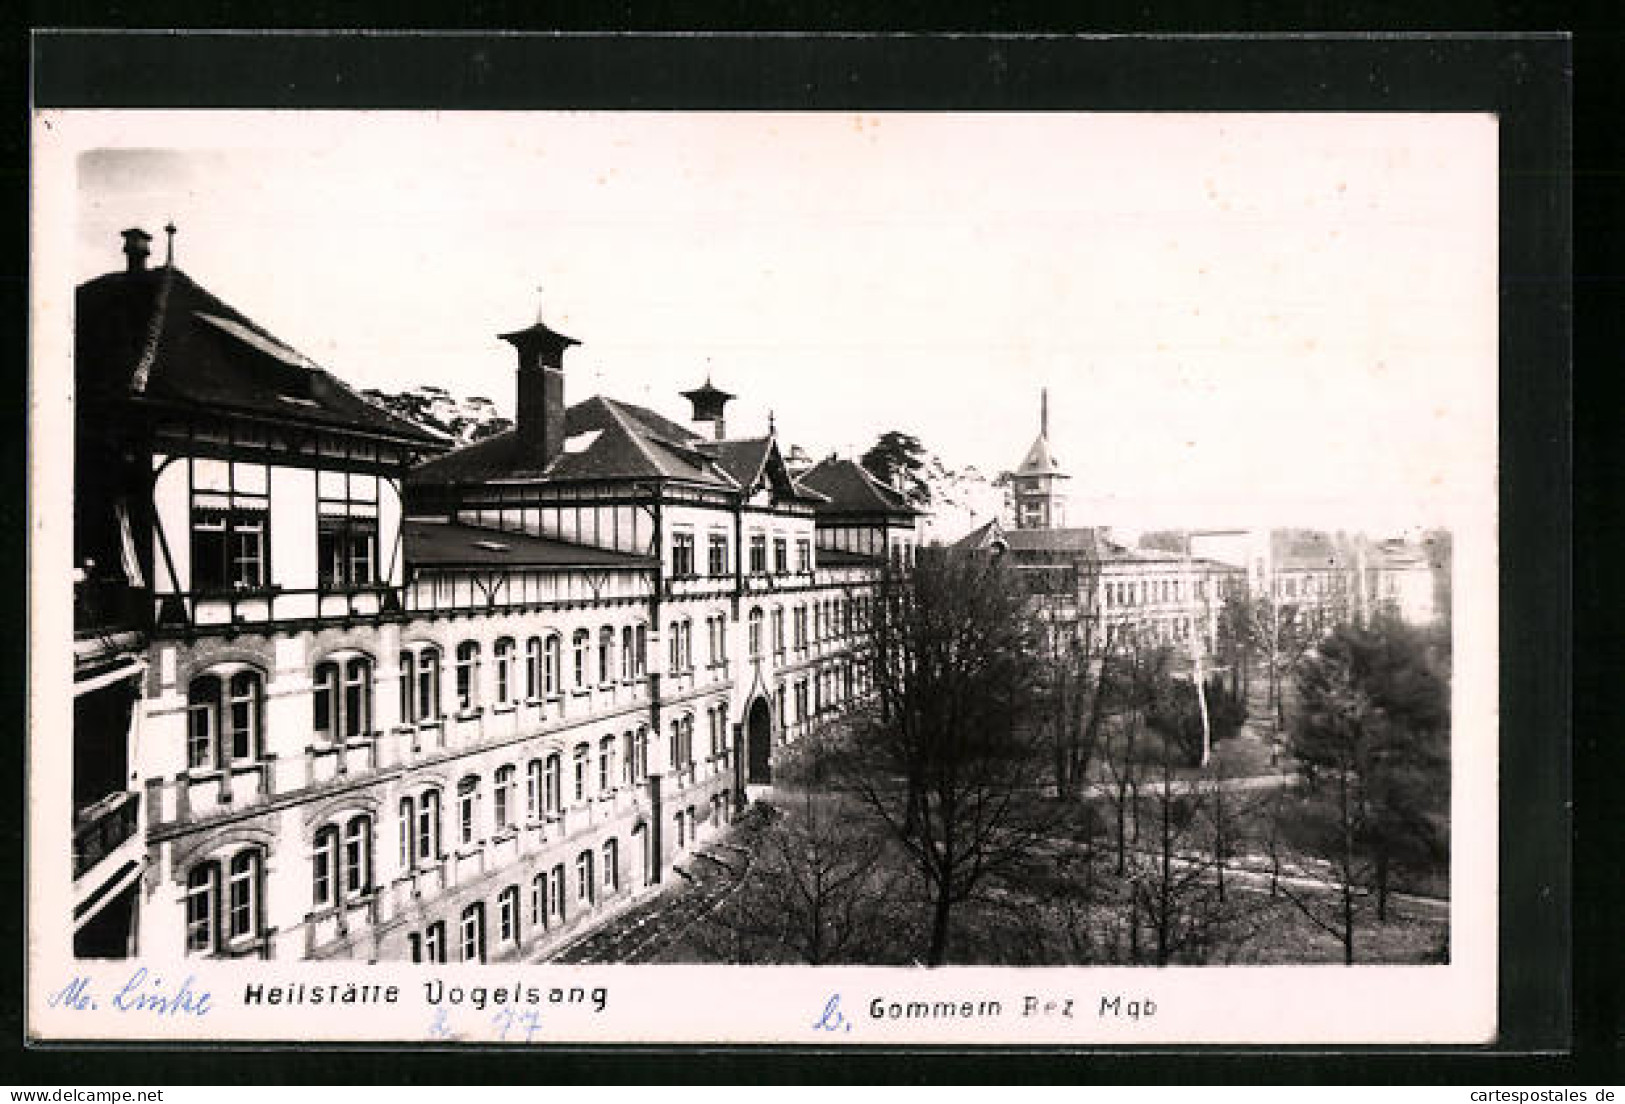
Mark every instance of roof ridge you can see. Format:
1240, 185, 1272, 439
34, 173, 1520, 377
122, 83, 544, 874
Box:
598, 396, 672, 476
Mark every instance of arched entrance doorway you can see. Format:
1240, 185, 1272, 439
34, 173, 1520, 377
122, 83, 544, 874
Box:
746, 696, 773, 785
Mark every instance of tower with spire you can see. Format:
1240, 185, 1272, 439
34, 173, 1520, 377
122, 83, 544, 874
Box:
1009, 388, 1069, 529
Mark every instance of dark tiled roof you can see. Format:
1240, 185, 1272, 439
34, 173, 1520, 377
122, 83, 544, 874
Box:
1004, 527, 1103, 557
797, 457, 919, 517
410, 395, 739, 488
405, 519, 655, 568
75, 265, 443, 446
951, 518, 1007, 551
696, 437, 772, 490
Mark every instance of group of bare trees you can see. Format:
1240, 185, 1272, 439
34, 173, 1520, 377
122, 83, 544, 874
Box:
686, 548, 1449, 968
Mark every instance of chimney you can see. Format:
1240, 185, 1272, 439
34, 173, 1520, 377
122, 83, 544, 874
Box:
499, 301, 579, 470
681, 377, 735, 441
121, 228, 152, 272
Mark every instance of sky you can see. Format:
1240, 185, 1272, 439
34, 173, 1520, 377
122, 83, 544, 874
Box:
50, 110, 1498, 535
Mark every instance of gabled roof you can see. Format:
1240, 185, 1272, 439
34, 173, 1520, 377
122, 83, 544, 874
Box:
797, 457, 920, 518
75, 264, 443, 447
1014, 433, 1067, 478
695, 436, 774, 490
951, 517, 1008, 552
405, 518, 655, 569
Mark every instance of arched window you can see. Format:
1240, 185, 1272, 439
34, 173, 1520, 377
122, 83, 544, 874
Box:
314, 655, 372, 743
454, 641, 480, 712
402, 646, 440, 722
632, 822, 651, 887
531, 870, 547, 927
598, 627, 614, 687
621, 730, 636, 786
457, 775, 480, 846
343, 815, 371, 897
549, 862, 567, 922
575, 849, 595, 906
673, 807, 686, 850
424, 921, 446, 963
572, 743, 589, 803
185, 862, 219, 953
635, 624, 648, 676
525, 637, 543, 700
571, 630, 589, 689
187, 668, 263, 769
493, 765, 516, 831
409, 787, 442, 865
634, 727, 649, 783
526, 759, 544, 821
748, 608, 764, 659
315, 815, 372, 908
494, 638, 516, 704
460, 902, 486, 963
544, 753, 562, 815
544, 635, 562, 695
226, 849, 261, 944
621, 626, 634, 679
312, 824, 339, 908
497, 885, 520, 947
772, 607, 785, 657
669, 719, 682, 772
602, 838, 619, 894
681, 620, 693, 670
667, 621, 681, 674
598, 735, 615, 793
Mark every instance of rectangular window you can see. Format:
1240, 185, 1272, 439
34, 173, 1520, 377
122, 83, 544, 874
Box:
797, 539, 811, 573
749, 534, 767, 574
425, 922, 445, 963
671, 531, 695, 578
774, 538, 788, 575
573, 745, 588, 803
316, 472, 380, 589
707, 534, 728, 576
191, 500, 268, 591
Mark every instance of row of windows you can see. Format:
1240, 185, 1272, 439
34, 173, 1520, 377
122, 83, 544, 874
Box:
670, 531, 817, 580
191, 500, 379, 593
183, 629, 654, 769
408, 831, 648, 963
183, 790, 741, 958
745, 596, 867, 660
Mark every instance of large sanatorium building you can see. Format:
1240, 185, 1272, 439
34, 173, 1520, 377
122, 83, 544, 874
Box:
70, 228, 918, 962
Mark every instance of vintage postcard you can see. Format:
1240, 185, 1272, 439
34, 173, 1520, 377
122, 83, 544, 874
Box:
30, 108, 1498, 1045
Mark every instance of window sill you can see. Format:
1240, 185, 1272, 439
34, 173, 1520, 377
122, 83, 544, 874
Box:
454, 707, 484, 722
491, 702, 517, 716
570, 689, 590, 698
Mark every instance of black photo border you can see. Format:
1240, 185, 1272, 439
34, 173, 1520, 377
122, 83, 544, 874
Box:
15, 26, 1578, 1084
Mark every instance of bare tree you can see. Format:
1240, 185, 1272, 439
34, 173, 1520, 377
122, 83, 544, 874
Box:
692, 782, 906, 965
836, 549, 1050, 966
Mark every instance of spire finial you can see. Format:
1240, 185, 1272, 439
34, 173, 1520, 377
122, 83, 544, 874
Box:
164, 221, 176, 266
1041, 387, 1050, 438
768, 409, 776, 435
535, 284, 546, 324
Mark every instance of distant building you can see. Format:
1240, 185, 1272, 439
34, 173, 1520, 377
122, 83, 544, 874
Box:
1007, 388, 1068, 530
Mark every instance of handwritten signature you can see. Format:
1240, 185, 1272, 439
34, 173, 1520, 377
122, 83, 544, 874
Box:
48, 969, 212, 1017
